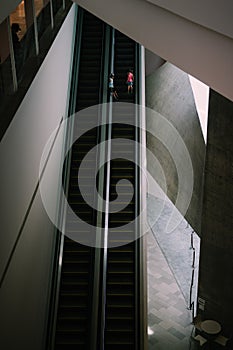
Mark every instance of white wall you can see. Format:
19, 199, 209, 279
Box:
74, 0, 233, 103
0, 4, 76, 349
146, 0, 233, 40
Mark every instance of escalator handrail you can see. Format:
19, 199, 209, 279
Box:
137, 44, 148, 350
90, 22, 112, 350
134, 41, 140, 350
98, 26, 116, 350
45, 5, 83, 349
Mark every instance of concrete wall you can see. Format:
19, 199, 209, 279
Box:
198, 90, 233, 333
146, 61, 205, 235
0, 5, 76, 349
145, 49, 165, 77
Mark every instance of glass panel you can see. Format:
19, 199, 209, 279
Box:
19, 24, 36, 76
9, 1, 27, 80
34, 0, 44, 16
0, 54, 14, 97
37, 1, 51, 39
52, 0, 63, 16
0, 19, 14, 98
10, 1, 27, 40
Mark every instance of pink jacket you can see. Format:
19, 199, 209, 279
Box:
127, 72, 134, 82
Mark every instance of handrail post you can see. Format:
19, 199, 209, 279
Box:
31, 0, 39, 55
7, 16, 18, 92
49, 0, 54, 29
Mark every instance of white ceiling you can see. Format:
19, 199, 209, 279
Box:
74, 0, 233, 102
146, 0, 233, 40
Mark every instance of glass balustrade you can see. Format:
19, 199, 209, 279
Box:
0, 0, 70, 104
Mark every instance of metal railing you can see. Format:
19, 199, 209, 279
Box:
0, 0, 71, 102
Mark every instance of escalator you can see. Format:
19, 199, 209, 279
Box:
104, 31, 140, 350
53, 10, 105, 350
49, 10, 145, 350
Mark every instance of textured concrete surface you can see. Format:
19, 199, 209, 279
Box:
146, 62, 205, 236
145, 49, 165, 76
198, 90, 233, 333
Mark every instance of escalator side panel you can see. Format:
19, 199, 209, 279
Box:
54, 11, 104, 350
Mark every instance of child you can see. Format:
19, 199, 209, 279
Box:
126, 69, 134, 93
109, 73, 118, 100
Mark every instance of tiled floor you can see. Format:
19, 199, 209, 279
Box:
147, 230, 197, 349
147, 195, 200, 349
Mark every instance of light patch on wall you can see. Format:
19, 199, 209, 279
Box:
188, 75, 209, 143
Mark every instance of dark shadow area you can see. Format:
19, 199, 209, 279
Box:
0, 0, 72, 141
